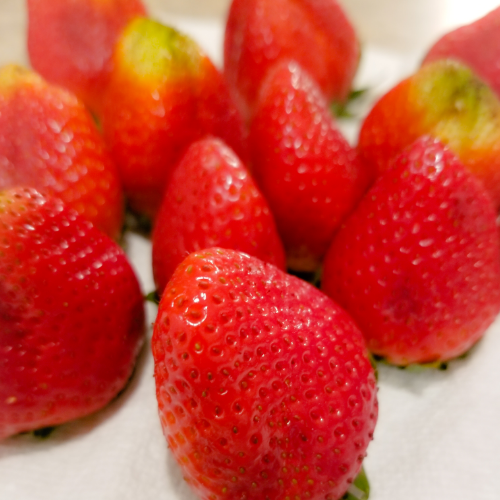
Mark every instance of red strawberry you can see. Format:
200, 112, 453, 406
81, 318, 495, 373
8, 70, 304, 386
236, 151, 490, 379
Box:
249, 60, 369, 272
322, 137, 500, 366
423, 6, 500, 100
0, 187, 145, 440
101, 17, 247, 220
0, 65, 124, 240
152, 137, 285, 294
152, 247, 378, 500
224, 0, 360, 120
358, 60, 500, 209
27, 0, 146, 115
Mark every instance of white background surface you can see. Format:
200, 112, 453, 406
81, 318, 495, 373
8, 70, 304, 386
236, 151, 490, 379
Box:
1, 2, 500, 499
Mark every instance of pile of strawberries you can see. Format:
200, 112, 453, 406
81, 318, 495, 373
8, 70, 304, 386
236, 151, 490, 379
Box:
2, 1, 500, 500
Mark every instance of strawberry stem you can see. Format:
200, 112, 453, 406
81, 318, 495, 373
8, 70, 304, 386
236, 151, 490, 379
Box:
32, 426, 56, 438
287, 266, 323, 288
144, 290, 160, 305
331, 87, 369, 118
124, 208, 152, 237
346, 483, 368, 500
342, 467, 370, 500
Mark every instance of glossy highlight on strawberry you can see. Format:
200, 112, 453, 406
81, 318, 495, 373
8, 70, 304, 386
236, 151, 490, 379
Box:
152, 137, 285, 294
224, 0, 360, 119
0, 188, 145, 440
101, 17, 247, 220
153, 248, 378, 500
249, 60, 369, 271
0, 65, 124, 240
27, 0, 147, 114
322, 137, 500, 366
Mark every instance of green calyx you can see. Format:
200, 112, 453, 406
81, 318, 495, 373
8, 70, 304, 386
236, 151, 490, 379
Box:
342, 467, 370, 500
331, 87, 369, 118
118, 17, 204, 82
32, 426, 56, 439
144, 290, 160, 305
413, 60, 500, 152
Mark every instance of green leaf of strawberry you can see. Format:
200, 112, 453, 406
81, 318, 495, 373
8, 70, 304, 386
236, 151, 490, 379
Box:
342, 467, 370, 500
331, 88, 369, 119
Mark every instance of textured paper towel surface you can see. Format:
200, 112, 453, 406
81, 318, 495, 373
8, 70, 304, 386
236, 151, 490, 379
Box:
1, 8, 499, 500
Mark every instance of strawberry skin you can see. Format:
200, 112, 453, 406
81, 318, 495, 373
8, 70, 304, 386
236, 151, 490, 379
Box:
358, 60, 500, 209
27, 0, 146, 115
0, 65, 124, 240
152, 137, 285, 294
101, 18, 247, 220
0, 188, 145, 440
224, 0, 360, 120
249, 60, 369, 272
423, 6, 500, 100
322, 137, 500, 366
152, 248, 378, 500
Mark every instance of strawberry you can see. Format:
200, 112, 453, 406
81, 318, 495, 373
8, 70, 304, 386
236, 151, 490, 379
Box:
358, 60, 500, 209
152, 137, 286, 294
423, 6, 500, 100
0, 187, 145, 440
27, 0, 146, 115
101, 17, 247, 221
152, 247, 378, 500
322, 137, 500, 366
0, 65, 124, 240
224, 0, 360, 120
249, 60, 369, 272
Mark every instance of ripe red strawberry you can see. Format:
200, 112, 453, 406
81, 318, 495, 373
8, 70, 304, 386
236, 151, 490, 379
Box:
152, 137, 285, 294
358, 60, 500, 209
101, 17, 247, 220
0, 65, 124, 240
249, 60, 369, 272
224, 0, 360, 120
0, 187, 145, 440
423, 6, 500, 100
152, 247, 378, 500
322, 137, 500, 366
27, 0, 146, 115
